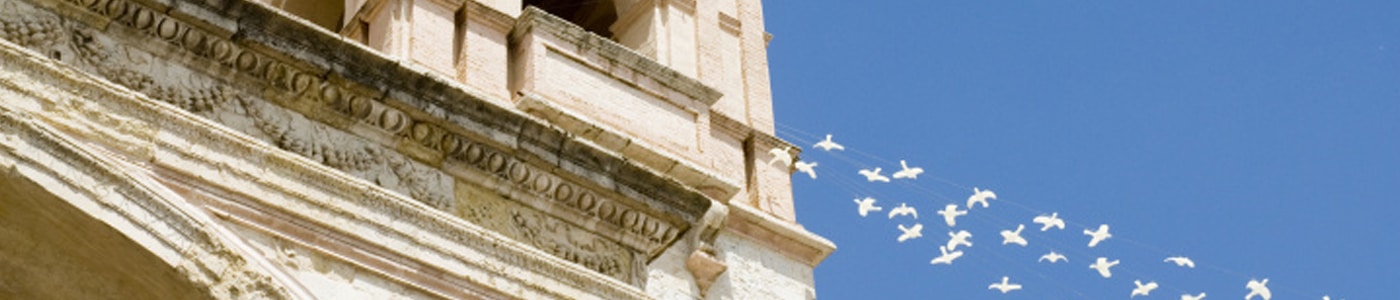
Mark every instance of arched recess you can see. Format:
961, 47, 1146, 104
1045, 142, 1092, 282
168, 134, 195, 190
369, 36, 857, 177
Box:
0, 114, 296, 300
0, 171, 214, 299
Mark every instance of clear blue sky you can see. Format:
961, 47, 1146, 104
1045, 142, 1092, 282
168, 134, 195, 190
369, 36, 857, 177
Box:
765, 1, 1399, 299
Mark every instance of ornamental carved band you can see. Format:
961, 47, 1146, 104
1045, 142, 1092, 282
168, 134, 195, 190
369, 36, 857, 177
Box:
1, 0, 703, 285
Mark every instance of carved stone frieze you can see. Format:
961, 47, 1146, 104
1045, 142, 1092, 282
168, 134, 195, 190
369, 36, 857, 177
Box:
1, 0, 713, 286
0, 103, 293, 299
456, 179, 644, 285
0, 0, 454, 211
417, 120, 684, 249
1, 34, 655, 299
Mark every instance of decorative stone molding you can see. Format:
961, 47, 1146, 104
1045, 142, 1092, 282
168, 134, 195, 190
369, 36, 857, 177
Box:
686, 250, 726, 297
684, 201, 729, 297
0, 0, 727, 286
0, 56, 295, 300
0, 32, 656, 299
517, 93, 742, 201
455, 179, 648, 285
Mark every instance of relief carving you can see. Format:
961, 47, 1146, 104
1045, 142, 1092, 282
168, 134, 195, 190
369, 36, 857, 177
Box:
2, 0, 699, 285
0, 3, 61, 54
413, 121, 684, 247
0, 0, 454, 211
456, 182, 642, 285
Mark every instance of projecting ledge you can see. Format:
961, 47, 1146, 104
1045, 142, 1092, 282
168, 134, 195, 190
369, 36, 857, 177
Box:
725, 203, 835, 267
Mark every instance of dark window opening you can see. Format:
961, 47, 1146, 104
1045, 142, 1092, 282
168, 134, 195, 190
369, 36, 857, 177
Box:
524, 0, 618, 38
273, 0, 347, 32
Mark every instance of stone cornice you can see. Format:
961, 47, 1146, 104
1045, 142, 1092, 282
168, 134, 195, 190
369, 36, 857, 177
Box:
725, 203, 835, 267
227, 0, 716, 245
0, 33, 653, 299
513, 6, 723, 105
9, 0, 718, 285
462, 0, 515, 31
712, 110, 801, 158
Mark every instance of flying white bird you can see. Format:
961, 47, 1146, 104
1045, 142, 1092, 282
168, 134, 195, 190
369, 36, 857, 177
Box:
1181, 292, 1207, 300
1084, 224, 1112, 248
1089, 257, 1120, 278
891, 160, 924, 180
793, 161, 818, 179
767, 147, 793, 168
1164, 256, 1196, 268
966, 187, 997, 209
1132, 280, 1160, 298
988, 276, 1023, 294
1033, 212, 1066, 231
1245, 279, 1272, 300
930, 245, 964, 265
853, 197, 882, 217
946, 230, 973, 251
858, 167, 891, 183
897, 223, 923, 242
812, 134, 845, 151
888, 203, 918, 219
1039, 251, 1068, 263
936, 204, 968, 227
1000, 224, 1028, 247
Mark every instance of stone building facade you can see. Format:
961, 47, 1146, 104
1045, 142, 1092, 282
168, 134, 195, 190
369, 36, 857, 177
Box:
0, 0, 833, 298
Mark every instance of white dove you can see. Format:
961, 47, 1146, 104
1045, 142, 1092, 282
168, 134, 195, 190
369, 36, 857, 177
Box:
1245, 279, 1272, 300
793, 161, 818, 179
858, 168, 891, 183
1164, 256, 1195, 268
1033, 212, 1066, 231
767, 147, 793, 168
946, 230, 973, 251
813, 134, 845, 151
988, 276, 1022, 294
1039, 251, 1068, 263
888, 203, 917, 219
936, 204, 968, 227
892, 160, 924, 180
853, 197, 882, 217
1132, 280, 1159, 298
1000, 224, 1028, 247
1084, 224, 1112, 248
1181, 292, 1207, 300
966, 187, 997, 209
1089, 257, 1120, 278
929, 245, 964, 265
897, 223, 923, 242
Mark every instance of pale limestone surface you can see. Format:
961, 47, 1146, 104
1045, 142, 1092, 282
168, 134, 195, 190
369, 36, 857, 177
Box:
0, 0, 834, 298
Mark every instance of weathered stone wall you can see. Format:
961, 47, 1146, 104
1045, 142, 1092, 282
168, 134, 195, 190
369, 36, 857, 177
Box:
0, 0, 835, 298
